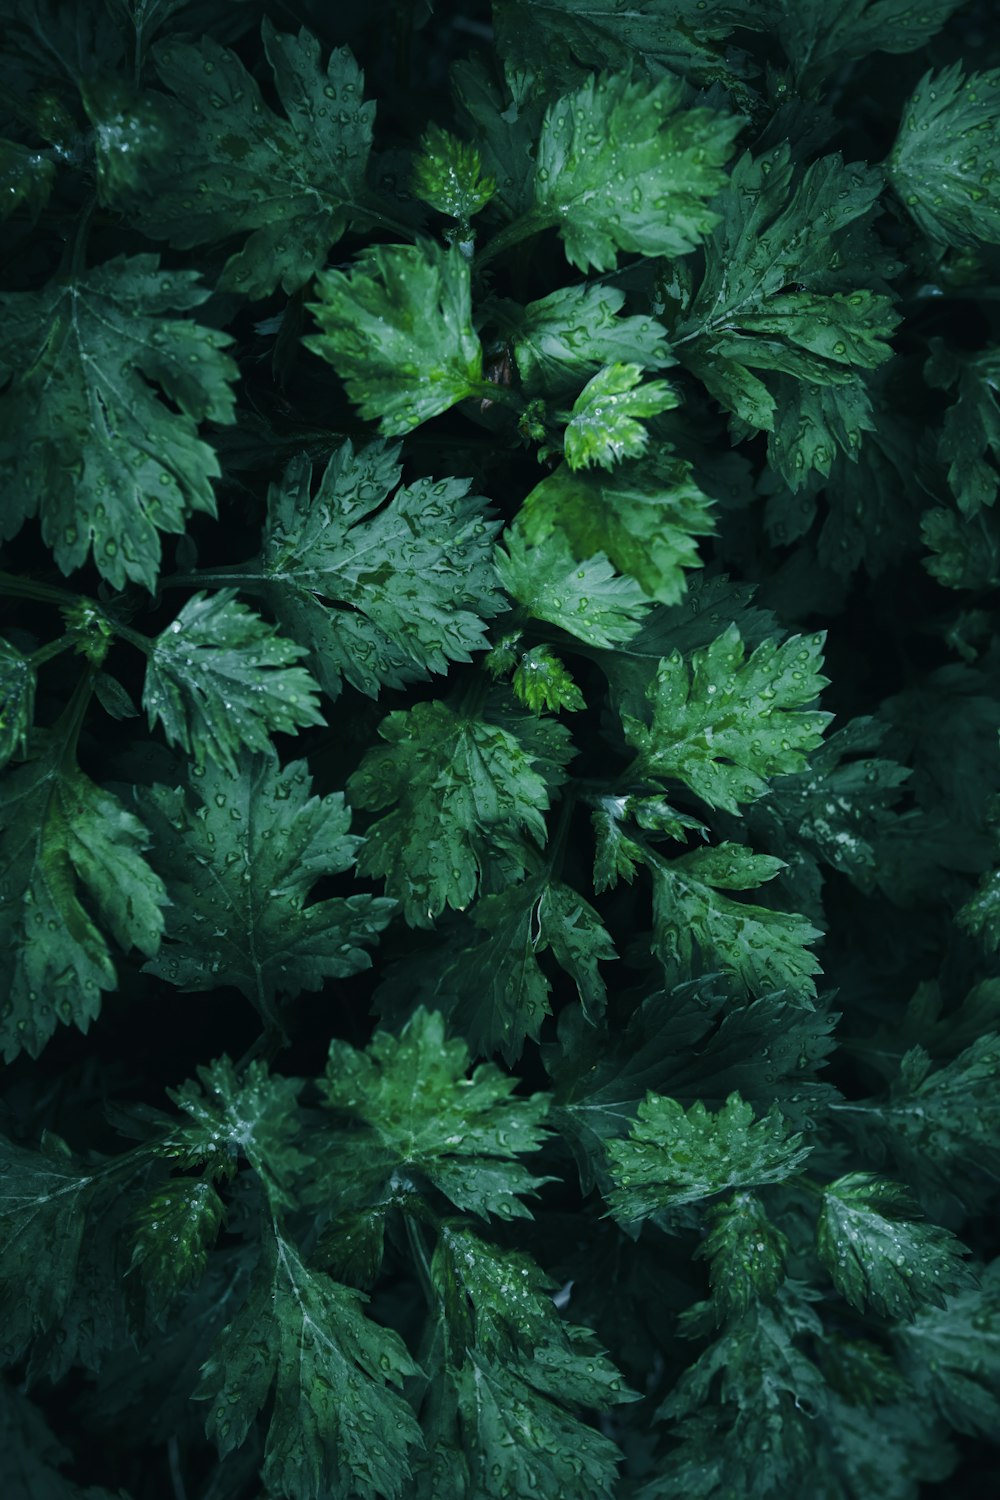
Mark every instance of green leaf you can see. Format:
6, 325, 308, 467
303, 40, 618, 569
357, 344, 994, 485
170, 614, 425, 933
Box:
925, 341, 1000, 514
532, 71, 741, 272
495, 527, 651, 647
142, 591, 325, 774
0, 138, 55, 220
378, 867, 616, 1063
0, 746, 167, 1061
889, 63, 1000, 249
139, 753, 395, 1022
512, 645, 586, 713
129, 1177, 226, 1301
563, 362, 679, 470
959, 862, 1000, 947
0, 1375, 119, 1500
306, 240, 484, 435
489, 283, 671, 397
519, 455, 716, 605
648, 843, 824, 998
768, 373, 879, 490
253, 442, 503, 700
922, 506, 1000, 591
771, 0, 964, 89
348, 695, 572, 926
320, 1008, 550, 1219
453, 1349, 625, 1498
621, 624, 830, 813
129, 22, 374, 297
0, 255, 238, 589
817, 1174, 971, 1320
0, 637, 34, 769
451, 57, 545, 221
696, 1192, 789, 1323
673, 147, 897, 433
412, 123, 495, 221
167, 1056, 312, 1211
894, 1260, 1000, 1438
197, 1226, 423, 1500
607, 1090, 810, 1217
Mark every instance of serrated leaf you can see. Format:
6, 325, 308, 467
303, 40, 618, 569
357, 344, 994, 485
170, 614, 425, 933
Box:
0, 745, 167, 1061
197, 1227, 423, 1500
817, 1173, 970, 1320
890, 63, 1000, 249
0, 255, 237, 590
489, 283, 671, 396
167, 1056, 312, 1210
143, 591, 325, 774
0, 637, 34, 769
648, 843, 824, 999
531, 71, 740, 272
893, 1260, 1000, 1438
412, 123, 495, 221
127, 22, 374, 297
320, 1008, 549, 1219
139, 753, 394, 1022
925, 341, 1000, 514
378, 868, 616, 1064
674, 148, 897, 435
696, 1192, 789, 1323
348, 695, 572, 927
621, 624, 830, 814
129, 1178, 226, 1301
252, 442, 503, 700
563, 362, 679, 470
495, 527, 651, 647
771, 0, 964, 89
607, 1091, 809, 1217
512, 645, 586, 713
306, 240, 484, 434
519, 454, 716, 605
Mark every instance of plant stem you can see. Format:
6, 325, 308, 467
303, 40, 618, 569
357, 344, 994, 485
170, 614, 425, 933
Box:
0, 571, 81, 606
475, 211, 554, 270
29, 633, 77, 667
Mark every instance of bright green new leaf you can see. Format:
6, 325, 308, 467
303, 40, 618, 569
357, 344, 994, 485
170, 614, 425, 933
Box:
253, 442, 503, 700
0, 139, 54, 220
621, 625, 830, 813
0, 637, 34, 769
889, 64, 1000, 248
306, 240, 484, 435
925, 341, 1000, 514
167, 1056, 313, 1211
519, 455, 716, 605
894, 1260, 1000, 1438
412, 123, 495, 221
489, 283, 671, 396
139, 754, 395, 1023
696, 1192, 789, 1324
0, 745, 167, 1061
348, 695, 572, 926
532, 71, 741, 272
673, 148, 897, 433
129, 22, 375, 297
563, 362, 679, 470
512, 644, 586, 713
817, 1173, 970, 1320
320, 1008, 550, 1218
197, 1226, 423, 1500
129, 1178, 226, 1301
607, 1090, 810, 1218
495, 527, 651, 647
142, 591, 325, 775
0, 255, 238, 590
647, 843, 824, 999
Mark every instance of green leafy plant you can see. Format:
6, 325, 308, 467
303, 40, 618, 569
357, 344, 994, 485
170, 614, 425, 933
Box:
2, 2, 1000, 1498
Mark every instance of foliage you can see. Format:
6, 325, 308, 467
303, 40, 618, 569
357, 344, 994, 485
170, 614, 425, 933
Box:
2, 3, 999, 1498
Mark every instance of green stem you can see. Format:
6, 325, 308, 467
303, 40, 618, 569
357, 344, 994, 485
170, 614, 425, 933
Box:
159, 565, 262, 591
53, 665, 99, 767
404, 1212, 438, 1313
545, 787, 579, 877
0, 571, 82, 606
29, 633, 77, 667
